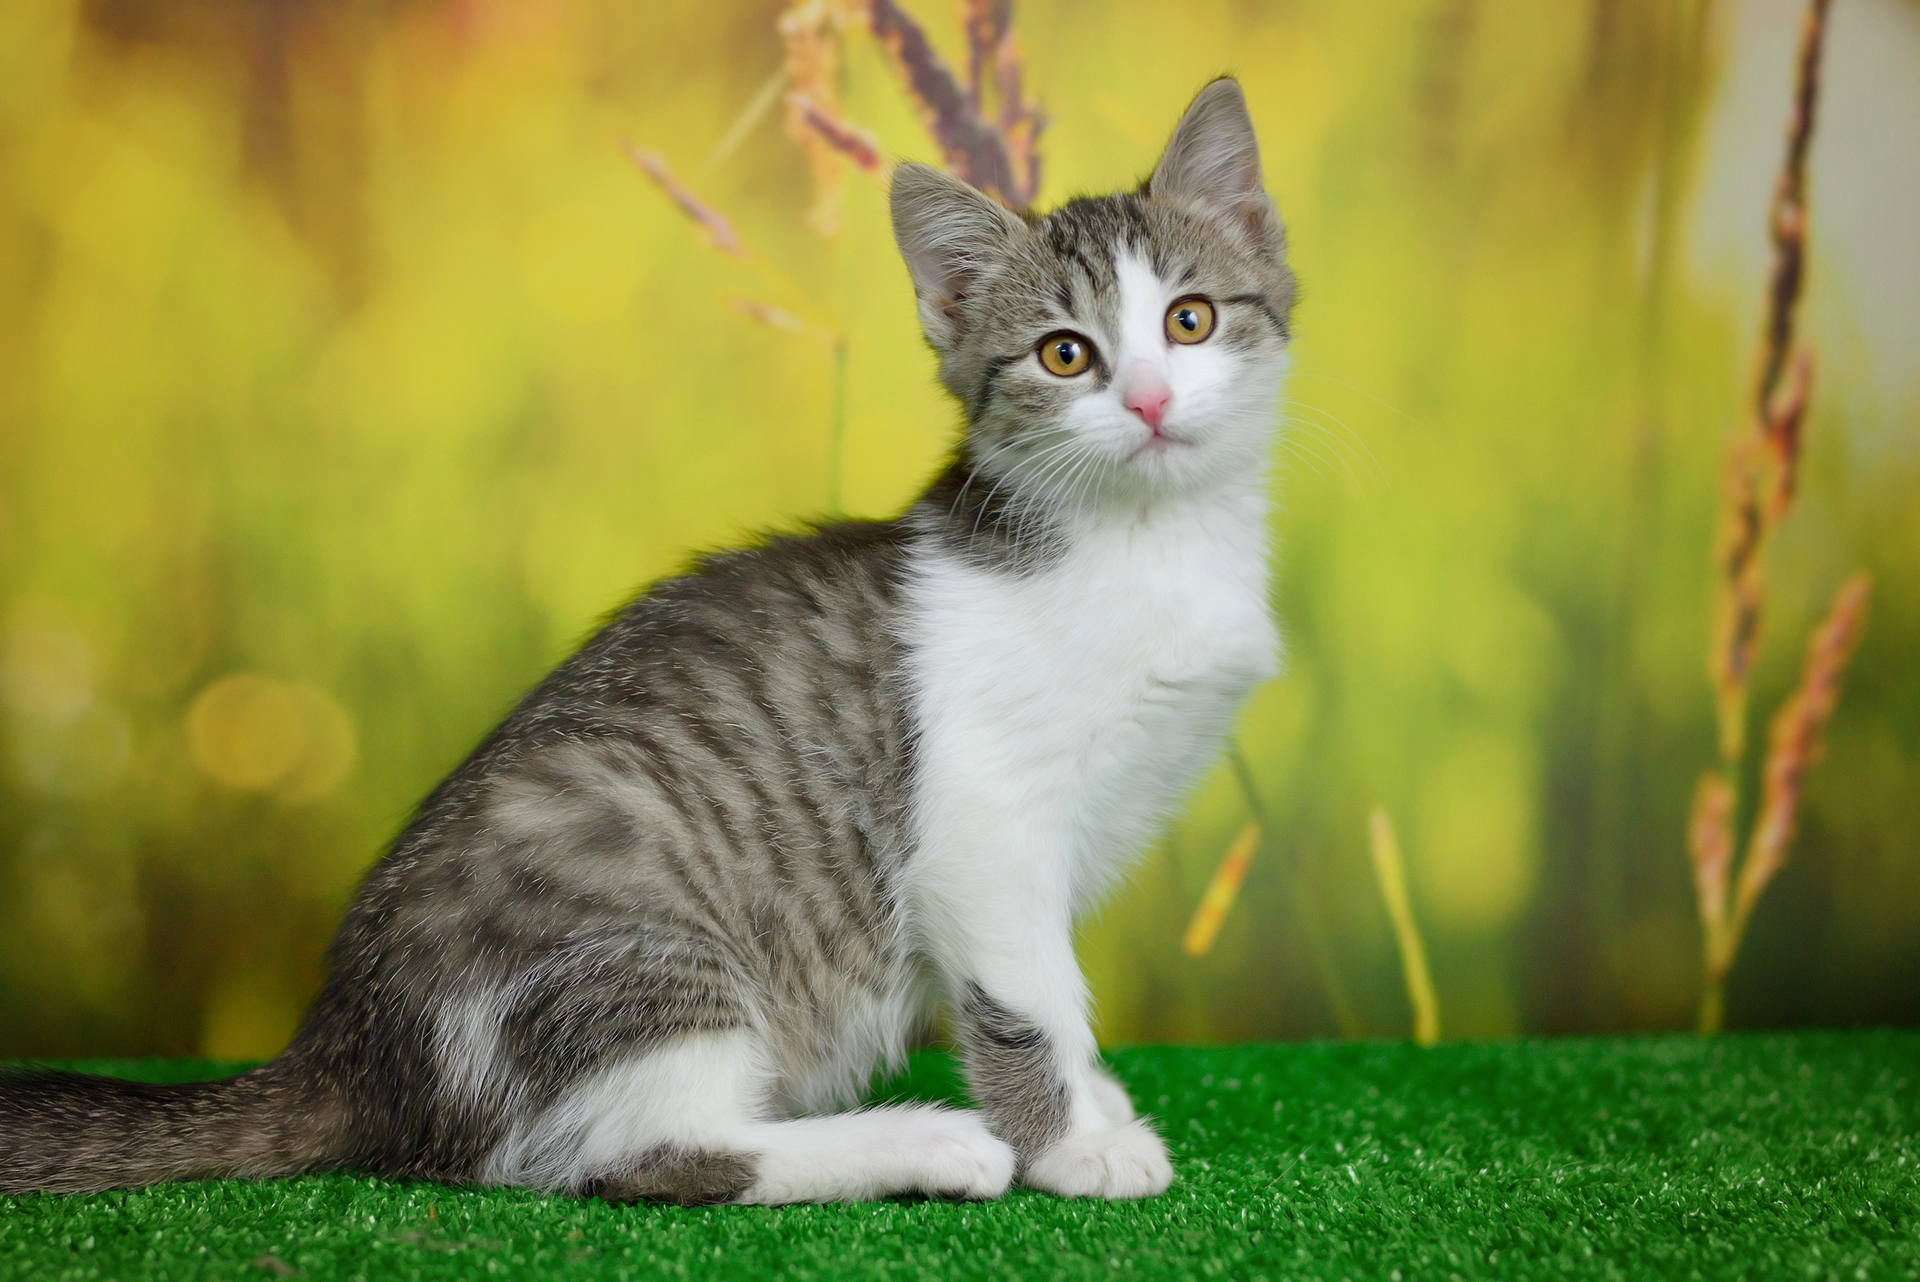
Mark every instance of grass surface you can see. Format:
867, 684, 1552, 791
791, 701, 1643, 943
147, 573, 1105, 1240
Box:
3, 1032, 1916, 1281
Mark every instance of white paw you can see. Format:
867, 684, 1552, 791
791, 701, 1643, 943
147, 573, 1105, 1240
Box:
1087, 1067, 1137, 1125
911, 1110, 1016, 1200
1022, 1119, 1173, 1199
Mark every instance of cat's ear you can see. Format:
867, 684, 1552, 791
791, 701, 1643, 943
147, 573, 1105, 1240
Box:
1149, 78, 1276, 234
891, 163, 1026, 351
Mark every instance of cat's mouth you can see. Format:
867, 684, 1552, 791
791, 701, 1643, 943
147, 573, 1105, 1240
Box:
1129, 427, 1192, 459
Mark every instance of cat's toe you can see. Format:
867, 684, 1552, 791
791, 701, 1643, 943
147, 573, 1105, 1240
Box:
1022, 1120, 1173, 1199
919, 1113, 1016, 1200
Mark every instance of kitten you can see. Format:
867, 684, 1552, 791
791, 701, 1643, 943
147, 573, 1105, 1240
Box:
0, 78, 1292, 1205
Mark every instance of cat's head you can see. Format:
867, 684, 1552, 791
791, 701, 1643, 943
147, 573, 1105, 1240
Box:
892, 78, 1293, 511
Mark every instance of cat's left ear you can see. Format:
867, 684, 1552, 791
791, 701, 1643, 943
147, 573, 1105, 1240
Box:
891, 163, 1026, 352
1149, 78, 1279, 238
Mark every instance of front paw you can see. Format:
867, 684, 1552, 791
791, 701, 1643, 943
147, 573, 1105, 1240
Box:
917, 1110, 1017, 1200
1022, 1120, 1173, 1199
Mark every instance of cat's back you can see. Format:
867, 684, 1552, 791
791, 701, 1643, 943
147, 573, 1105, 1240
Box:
414, 516, 914, 807
511, 517, 915, 749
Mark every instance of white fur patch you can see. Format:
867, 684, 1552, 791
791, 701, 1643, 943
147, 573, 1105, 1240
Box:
482, 1030, 762, 1188
903, 480, 1279, 916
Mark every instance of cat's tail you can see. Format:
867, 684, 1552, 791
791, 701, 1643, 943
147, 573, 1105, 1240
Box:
0, 1056, 349, 1193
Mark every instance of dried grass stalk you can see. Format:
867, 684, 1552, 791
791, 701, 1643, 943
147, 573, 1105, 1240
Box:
962, 0, 1008, 108
1367, 807, 1440, 1047
1691, 0, 1862, 1034
779, 0, 855, 234
865, 0, 1039, 210
1705, 0, 1830, 769
963, 0, 1042, 206
791, 94, 884, 174
726, 297, 809, 332
1182, 821, 1260, 958
1754, 0, 1829, 417
623, 143, 749, 259
1687, 773, 1735, 968
702, 68, 789, 177
1732, 572, 1871, 935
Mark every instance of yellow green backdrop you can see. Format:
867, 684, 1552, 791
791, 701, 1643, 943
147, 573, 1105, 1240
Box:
1, 0, 1915, 1059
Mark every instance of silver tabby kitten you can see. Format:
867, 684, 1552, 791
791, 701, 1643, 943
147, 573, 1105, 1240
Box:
0, 78, 1293, 1204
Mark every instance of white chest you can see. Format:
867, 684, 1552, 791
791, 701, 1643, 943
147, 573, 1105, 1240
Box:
902, 490, 1278, 887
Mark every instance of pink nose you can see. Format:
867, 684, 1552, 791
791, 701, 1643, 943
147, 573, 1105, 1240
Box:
1124, 383, 1170, 431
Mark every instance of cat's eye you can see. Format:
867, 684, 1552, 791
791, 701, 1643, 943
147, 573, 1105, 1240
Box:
1166, 298, 1216, 345
1037, 332, 1093, 377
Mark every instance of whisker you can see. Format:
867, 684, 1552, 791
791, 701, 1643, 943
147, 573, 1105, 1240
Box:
1286, 365, 1428, 428
1052, 444, 1103, 517
1274, 437, 1341, 491
1274, 436, 1364, 512
1018, 437, 1093, 512
968, 434, 1077, 543
1280, 415, 1374, 507
1031, 431, 1111, 520
1285, 400, 1390, 493
947, 436, 1042, 538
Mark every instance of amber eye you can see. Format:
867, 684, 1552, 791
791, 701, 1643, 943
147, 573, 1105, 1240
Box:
1037, 332, 1093, 377
1166, 298, 1216, 345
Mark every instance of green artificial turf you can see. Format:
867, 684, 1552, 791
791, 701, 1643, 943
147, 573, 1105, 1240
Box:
3, 1032, 1917, 1281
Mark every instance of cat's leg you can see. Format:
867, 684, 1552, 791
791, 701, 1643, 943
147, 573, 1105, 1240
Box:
1087, 1063, 1138, 1126
954, 968, 1172, 1199
912, 846, 1173, 1199
490, 1030, 1013, 1204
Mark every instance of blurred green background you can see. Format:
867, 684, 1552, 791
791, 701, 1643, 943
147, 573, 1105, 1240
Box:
0, 0, 1914, 1061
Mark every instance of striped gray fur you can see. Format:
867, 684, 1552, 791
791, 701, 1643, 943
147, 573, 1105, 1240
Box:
0, 78, 1293, 1201
582, 1147, 758, 1207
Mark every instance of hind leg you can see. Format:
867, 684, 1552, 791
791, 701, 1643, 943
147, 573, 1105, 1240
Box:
488, 1030, 1013, 1205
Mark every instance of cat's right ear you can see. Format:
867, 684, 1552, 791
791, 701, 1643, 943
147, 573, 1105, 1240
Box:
1149, 78, 1277, 241
890, 163, 1025, 352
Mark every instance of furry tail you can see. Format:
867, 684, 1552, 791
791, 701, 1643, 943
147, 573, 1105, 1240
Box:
0, 1058, 348, 1193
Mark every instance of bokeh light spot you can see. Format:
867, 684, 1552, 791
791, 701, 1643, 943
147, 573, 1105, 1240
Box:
3, 612, 131, 795
277, 684, 359, 803
3, 615, 95, 723
13, 704, 132, 797
185, 675, 356, 800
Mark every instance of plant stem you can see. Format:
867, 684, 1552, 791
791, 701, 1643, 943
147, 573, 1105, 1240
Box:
1697, 981, 1725, 1035
828, 336, 848, 516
